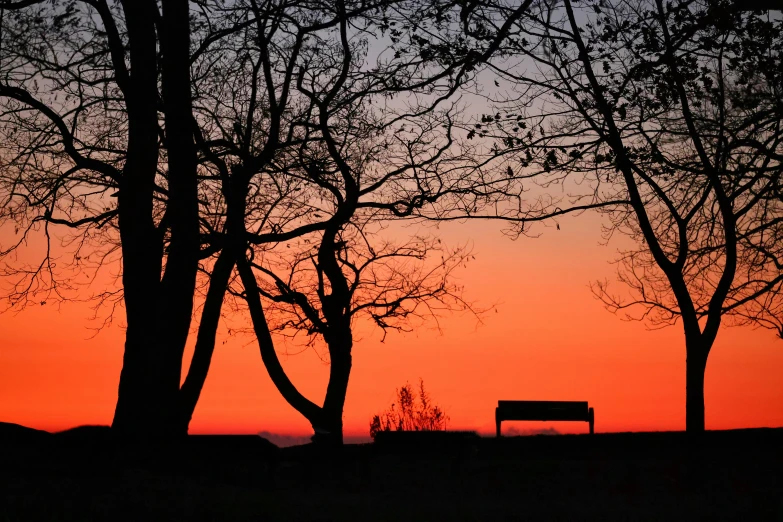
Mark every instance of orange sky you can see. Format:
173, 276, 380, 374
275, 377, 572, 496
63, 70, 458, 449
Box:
1, 215, 782, 439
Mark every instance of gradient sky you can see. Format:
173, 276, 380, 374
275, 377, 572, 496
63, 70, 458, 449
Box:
1, 213, 782, 439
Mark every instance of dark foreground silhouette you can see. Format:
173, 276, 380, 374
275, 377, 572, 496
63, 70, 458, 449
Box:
1, 422, 781, 521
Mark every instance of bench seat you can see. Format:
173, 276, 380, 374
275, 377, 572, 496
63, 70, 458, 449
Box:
495, 400, 594, 436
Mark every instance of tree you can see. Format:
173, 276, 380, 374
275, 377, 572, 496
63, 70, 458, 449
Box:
457, 0, 782, 433
176, 0, 532, 444
0, 0, 219, 438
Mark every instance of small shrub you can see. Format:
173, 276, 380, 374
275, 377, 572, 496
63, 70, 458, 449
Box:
369, 379, 449, 440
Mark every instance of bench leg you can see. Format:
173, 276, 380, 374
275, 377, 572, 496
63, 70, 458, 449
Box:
588, 407, 595, 435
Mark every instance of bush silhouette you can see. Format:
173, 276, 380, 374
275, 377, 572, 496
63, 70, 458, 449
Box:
369, 379, 449, 440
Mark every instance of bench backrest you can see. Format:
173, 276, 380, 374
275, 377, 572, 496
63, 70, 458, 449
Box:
496, 400, 589, 421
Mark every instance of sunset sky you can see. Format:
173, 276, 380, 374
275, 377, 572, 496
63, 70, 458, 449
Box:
2, 211, 782, 441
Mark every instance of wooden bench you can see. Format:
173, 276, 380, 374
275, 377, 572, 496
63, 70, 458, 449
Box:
495, 400, 595, 436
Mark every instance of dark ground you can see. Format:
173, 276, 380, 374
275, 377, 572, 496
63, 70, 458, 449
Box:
1, 423, 781, 521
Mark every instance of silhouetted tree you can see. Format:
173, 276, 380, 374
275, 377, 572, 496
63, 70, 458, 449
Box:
178, 0, 403, 431
177, 0, 531, 444
0, 0, 220, 439
448, 0, 782, 433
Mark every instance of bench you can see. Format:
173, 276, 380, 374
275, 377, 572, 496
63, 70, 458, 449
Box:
495, 400, 594, 436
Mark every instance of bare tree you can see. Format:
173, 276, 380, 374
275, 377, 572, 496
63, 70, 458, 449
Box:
447, 0, 782, 433
176, 0, 530, 444
177, 0, 359, 429
0, 0, 221, 439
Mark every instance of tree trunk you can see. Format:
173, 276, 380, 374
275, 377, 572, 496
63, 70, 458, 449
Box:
113, 0, 201, 440
156, 0, 200, 437
313, 337, 353, 446
112, 0, 167, 439
237, 255, 323, 421
685, 341, 709, 434
178, 249, 235, 432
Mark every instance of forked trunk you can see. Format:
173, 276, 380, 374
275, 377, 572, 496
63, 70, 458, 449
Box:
112, 0, 170, 439
112, 0, 200, 440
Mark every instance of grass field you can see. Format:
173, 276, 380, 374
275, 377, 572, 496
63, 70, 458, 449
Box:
1, 424, 781, 521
